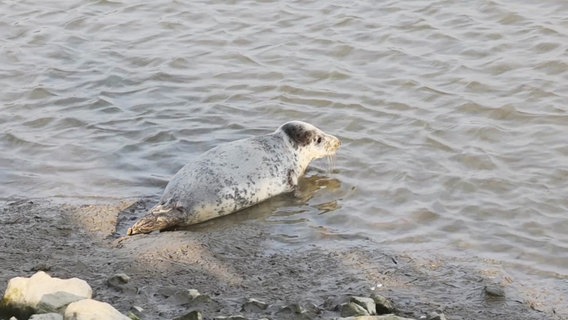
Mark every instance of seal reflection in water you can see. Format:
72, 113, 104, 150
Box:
127, 121, 341, 235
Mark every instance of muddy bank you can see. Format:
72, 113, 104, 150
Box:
0, 199, 560, 319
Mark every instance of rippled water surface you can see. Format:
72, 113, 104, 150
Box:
1, 0, 567, 299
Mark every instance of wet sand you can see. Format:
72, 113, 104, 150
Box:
0, 199, 560, 319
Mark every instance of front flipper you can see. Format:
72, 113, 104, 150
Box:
127, 205, 185, 235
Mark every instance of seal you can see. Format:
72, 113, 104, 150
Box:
127, 121, 341, 235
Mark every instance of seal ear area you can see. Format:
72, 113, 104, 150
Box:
280, 122, 315, 148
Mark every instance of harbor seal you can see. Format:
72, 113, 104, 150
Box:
127, 121, 341, 235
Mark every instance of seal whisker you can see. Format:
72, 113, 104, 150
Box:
326, 155, 336, 174
333, 155, 336, 172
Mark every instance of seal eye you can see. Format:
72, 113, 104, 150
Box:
317, 137, 322, 144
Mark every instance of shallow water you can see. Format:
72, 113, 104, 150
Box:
1, 0, 567, 298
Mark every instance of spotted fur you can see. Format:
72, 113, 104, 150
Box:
128, 121, 341, 235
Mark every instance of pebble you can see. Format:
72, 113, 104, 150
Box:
107, 273, 135, 293
278, 303, 304, 314
174, 310, 203, 320
484, 284, 506, 298
371, 293, 395, 314
241, 298, 269, 312
214, 316, 247, 320
426, 312, 447, 320
188, 289, 201, 299
128, 306, 144, 320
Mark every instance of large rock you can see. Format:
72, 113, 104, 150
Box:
1, 271, 92, 316
64, 299, 130, 320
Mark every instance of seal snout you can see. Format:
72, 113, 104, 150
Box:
323, 133, 341, 155
127, 215, 161, 235
127, 207, 185, 236
329, 135, 341, 151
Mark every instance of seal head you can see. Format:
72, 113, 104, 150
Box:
276, 121, 341, 185
128, 121, 340, 235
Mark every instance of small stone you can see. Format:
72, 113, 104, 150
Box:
127, 312, 141, 320
371, 293, 395, 314
128, 306, 144, 320
157, 286, 178, 298
241, 298, 268, 312
187, 289, 201, 299
323, 295, 348, 311
340, 302, 369, 317
427, 312, 447, 320
107, 273, 130, 291
158, 287, 204, 306
303, 302, 322, 316
174, 310, 203, 320
213, 316, 247, 320
188, 293, 219, 309
277, 304, 300, 314
29, 313, 63, 320
484, 284, 505, 298
160, 289, 220, 314
350, 296, 377, 315
111, 273, 130, 283
30, 263, 52, 272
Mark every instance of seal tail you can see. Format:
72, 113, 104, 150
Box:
127, 203, 185, 236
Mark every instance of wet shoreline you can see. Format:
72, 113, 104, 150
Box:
0, 198, 560, 319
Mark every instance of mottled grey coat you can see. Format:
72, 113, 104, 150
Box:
128, 121, 340, 235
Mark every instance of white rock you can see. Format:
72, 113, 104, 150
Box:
64, 299, 130, 320
37, 292, 87, 313
1, 271, 92, 311
30, 313, 64, 320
